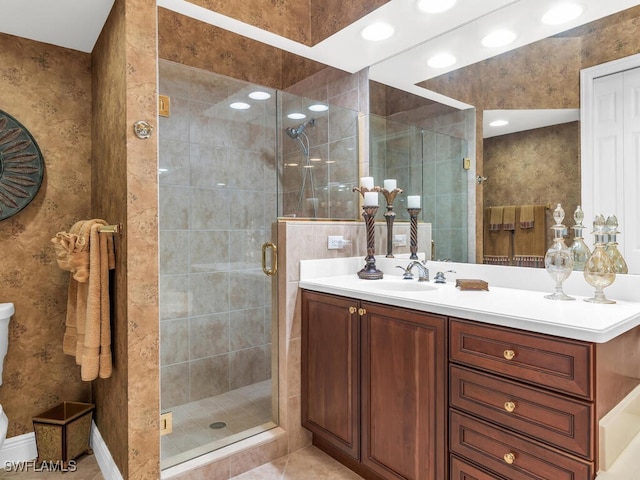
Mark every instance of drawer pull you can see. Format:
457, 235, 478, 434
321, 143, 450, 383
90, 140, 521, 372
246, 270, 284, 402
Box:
504, 401, 516, 413
358, 308, 367, 316
503, 349, 516, 360
349, 306, 357, 314
503, 452, 516, 465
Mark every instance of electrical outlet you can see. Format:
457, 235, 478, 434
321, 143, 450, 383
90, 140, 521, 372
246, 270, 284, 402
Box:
328, 235, 345, 249
393, 234, 407, 246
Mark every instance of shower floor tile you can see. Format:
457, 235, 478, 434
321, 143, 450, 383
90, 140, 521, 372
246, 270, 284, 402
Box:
161, 380, 275, 469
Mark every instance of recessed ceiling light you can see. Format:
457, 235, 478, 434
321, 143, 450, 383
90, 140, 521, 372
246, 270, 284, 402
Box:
286, 163, 299, 167
481, 29, 516, 48
361, 22, 395, 41
287, 113, 306, 120
230, 102, 250, 110
310, 157, 322, 162
541, 3, 584, 25
248, 91, 271, 100
309, 104, 329, 112
417, 0, 457, 14
489, 119, 509, 127
325, 160, 336, 164
427, 53, 457, 69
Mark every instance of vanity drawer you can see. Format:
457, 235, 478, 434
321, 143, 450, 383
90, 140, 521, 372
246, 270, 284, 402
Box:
450, 319, 593, 399
450, 455, 505, 479
450, 410, 594, 480
450, 365, 594, 459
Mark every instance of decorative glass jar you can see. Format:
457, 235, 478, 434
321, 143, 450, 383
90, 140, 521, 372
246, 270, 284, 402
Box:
605, 215, 628, 274
544, 204, 574, 301
583, 214, 616, 304
569, 205, 591, 271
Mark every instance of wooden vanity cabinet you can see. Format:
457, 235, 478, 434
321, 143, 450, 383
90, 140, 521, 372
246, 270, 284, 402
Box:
301, 290, 447, 480
449, 318, 596, 480
301, 291, 360, 460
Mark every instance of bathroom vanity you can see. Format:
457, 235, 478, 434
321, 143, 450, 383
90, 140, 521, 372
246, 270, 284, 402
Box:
299, 258, 640, 480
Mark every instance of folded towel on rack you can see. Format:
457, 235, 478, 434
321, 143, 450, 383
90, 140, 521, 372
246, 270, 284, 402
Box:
489, 206, 504, 231
502, 206, 516, 231
52, 219, 115, 381
520, 205, 535, 228
483, 207, 511, 265
514, 205, 546, 268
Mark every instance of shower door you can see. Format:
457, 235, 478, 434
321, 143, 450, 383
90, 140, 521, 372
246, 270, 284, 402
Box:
370, 114, 469, 262
158, 60, 279, 469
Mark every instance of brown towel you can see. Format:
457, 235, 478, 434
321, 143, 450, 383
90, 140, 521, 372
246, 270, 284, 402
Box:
483, 207, 511, 265
514, 206, 546, 268
52, 219, 115, 381
489, 206, 503, 231
520, 205, 535, 229
502, 206, 516, 231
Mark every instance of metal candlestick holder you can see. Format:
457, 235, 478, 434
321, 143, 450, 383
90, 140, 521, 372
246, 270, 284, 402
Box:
353, 185, 383, 280
381, 187, 403, 258
407, 208, 421, 260
358, 205, 383, 279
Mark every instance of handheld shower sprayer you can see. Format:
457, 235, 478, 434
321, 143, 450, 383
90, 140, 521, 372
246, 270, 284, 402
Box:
285, 118, 316, 140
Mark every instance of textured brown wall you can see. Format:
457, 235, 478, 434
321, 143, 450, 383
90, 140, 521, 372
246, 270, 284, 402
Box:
484, 122, 581, 247
90, 0, 129, 475
186, 0, 388, 46
158, 8, 332, 90
91, 0, 159, 478
0, 33, 92, 438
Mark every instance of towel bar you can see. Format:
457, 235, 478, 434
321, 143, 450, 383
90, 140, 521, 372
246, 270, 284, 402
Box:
97, 224, 122, 234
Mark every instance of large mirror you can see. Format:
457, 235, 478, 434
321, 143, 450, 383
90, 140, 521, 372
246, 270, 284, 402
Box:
370, 4, 640, 271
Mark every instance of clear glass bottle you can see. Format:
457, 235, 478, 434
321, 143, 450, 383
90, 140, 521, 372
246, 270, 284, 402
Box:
584, 214, 616, 304
544, 204, 575, 300
605, 215, 628, 274
570, 205, 591, 271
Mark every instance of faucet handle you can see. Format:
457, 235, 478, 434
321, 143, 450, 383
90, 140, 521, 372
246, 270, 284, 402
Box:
396, 265, 414, 280
434, 270, 456, 284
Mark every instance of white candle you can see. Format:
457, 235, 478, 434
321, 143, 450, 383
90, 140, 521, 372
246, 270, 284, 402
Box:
407, 195, 421, 209
360, 176, 374, 189
383, 179, 397, 191
364, 191, 379, 206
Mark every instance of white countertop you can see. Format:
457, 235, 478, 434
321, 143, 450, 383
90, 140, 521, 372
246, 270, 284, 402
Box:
299, 256, 640, 343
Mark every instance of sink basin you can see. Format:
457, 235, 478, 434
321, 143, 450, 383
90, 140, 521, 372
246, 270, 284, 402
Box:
361, 279, 437, 292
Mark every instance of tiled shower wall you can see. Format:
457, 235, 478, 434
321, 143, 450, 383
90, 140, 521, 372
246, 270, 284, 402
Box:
158, 60, 275, 409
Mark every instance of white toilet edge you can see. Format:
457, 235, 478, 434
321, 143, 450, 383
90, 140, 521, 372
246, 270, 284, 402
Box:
0, 304, 14, 318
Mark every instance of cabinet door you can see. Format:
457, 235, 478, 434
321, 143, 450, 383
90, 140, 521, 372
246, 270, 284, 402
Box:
361, 303, 447, 480
301, 291, 360, 459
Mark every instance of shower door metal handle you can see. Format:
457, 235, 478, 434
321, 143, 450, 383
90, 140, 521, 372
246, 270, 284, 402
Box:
262, 242, 278, 276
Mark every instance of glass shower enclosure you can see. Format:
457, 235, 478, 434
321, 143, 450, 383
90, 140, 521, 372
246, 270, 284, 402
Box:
158, 59, 362, 469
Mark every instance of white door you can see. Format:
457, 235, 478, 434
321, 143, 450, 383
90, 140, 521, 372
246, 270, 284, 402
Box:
623, 68, 640, 274
582, 55, 640, 274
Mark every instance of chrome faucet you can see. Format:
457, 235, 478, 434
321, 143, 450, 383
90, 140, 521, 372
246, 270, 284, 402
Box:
407, 261, 429, 282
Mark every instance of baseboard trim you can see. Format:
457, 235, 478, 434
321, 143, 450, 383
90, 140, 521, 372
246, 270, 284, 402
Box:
91, 420, 123, 480
0, 431, 37, 465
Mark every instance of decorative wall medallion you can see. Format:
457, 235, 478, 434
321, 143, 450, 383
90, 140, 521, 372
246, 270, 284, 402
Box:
0, 110, 44, 220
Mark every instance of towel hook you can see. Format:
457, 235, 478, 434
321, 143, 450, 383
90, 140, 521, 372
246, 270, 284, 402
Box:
476, 175, 488, 184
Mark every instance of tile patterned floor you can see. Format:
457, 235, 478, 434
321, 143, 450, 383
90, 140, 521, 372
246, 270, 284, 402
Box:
162, 380, 275, 469
0, 454, 102, 479
230, 446, 363, 480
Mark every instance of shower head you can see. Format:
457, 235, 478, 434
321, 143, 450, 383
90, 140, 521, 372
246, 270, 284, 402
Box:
285, 118, 316, 140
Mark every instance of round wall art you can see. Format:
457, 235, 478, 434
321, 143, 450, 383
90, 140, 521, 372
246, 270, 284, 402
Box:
0, 110, 45, 221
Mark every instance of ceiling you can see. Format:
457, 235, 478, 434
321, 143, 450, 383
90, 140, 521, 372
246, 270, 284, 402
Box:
1, 0, 637, 107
